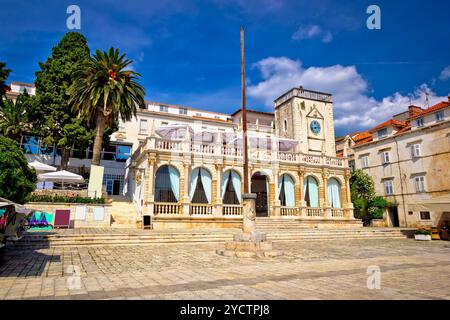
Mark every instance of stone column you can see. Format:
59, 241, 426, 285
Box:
242, 193, 257, 234
214, 164, 223, 217
182, 163, 191, 216
297, 169, 306, 217
272, 171, 281, 217
145, 158, 156, 218
344, 171, 354, 219
322, 170, 331, 218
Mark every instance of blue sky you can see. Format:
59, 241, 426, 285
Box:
1, 0, 449, 136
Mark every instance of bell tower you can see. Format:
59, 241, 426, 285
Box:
274, 86, 337, 157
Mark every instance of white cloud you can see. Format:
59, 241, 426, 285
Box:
439, 65, 450, 81
248, 57, 449, 131
292, 25, 333, 43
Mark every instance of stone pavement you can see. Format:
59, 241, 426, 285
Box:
0, 238, 449, 300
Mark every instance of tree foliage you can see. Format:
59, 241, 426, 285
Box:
0, 136, 37, 204
350, 169, 388, 225
33, 32, 92, 169
68, 47, 145, 165
0, 62, 11, 106
0, 92, 33, 141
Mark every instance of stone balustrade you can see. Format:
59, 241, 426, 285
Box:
136, 137, 347, 168
222, 205, 243, 216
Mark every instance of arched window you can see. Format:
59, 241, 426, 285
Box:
221, 170, 241, 204
303, 176, 319, 208
190, 168, 212, 204
155, 165, 179, 203
283, 119, 288, 132
328, 178, 341, 208
278, 174, 295, 207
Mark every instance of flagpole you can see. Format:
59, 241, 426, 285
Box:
240, 26, 249, 194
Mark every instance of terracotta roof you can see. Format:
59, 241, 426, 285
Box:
408, 101, 450, 119
352, 131, 372, 142
369, 119, 407, 133
394, 126, 411, 135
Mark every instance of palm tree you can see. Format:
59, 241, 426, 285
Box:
0, 98, 29, 142
68, 48, 146, 165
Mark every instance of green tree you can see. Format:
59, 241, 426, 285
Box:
34, 32, 91, 169
68, 48, 145, 165
0, 136, 37, 204
0, 92, 33, 141
0, 62, 12, 107
350, 169, 388, 225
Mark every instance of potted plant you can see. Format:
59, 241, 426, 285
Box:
414, 229, 432, 241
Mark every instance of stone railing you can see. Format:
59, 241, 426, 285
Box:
280, 207, 299, 216
306, 208, 323, 217
331, 208, 344, 218
136, 137, 346, 168
222, 205, 243, 216
154, 202, 180, 215
189, 204, 213, 216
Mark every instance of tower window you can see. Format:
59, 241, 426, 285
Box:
283, 119, 288, 132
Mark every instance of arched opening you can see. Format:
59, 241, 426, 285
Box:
155, 165, 179, 203
303, 176, 319, 208
278, 174, 295, 207
251, 172, 269, 217
190, 167, 212, 204
328, 178, 342, 208
222, 170, 241, 204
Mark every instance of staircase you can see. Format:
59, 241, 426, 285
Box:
108, 196, 140, 229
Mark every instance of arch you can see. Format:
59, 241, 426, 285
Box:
189, 167, 212, 204
251, 169, 272, 183
251, 172, 269, 217
222, 169, 242, 204
328, 178, 342, 208
303, 175, 320, 208
278, 174, 296, 207
155, 165, 180, 203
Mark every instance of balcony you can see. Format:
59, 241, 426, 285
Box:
135, 137, 347, 168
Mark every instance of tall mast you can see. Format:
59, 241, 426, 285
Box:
240, 26, 249, 194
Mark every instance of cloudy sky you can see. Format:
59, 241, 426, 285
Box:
1, 0, 449, 136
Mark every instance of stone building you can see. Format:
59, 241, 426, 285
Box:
126, 87, 357, 229
352, 99, 450, 228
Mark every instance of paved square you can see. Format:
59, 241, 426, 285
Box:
1, 239, 449, 300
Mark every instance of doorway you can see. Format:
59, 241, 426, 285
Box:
251, 172, 269, 217
388, 206, 400, 227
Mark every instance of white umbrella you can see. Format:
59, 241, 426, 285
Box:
155, 124, 194, 140
38, 170, 85, 183
28, 160, 57, 173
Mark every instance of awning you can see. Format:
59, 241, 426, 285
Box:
408, 195, 450, 212
192, 131, 218, 144
155, 124, 194, 140
28, 160, 57, 173
221, 133, 299, 151
38, 170, 85, 183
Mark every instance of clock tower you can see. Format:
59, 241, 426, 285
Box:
274, 86, 337, 157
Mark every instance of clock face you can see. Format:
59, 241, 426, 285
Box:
310, 120, 321, 135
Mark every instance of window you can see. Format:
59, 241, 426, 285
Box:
414, 176, 426, 193
283, 119, 288, 132
408, 211, 413, 215
361, 156, 369, 168
215, 116, 221, 119
195, 113, 202, 117
382, 151, 390, 164
417, 117, 424, 127
139, 119, 148, 135
411, 144, 421, 158
349, 160, 355, 171
420, 211, 431, 220
436, 110, 444, 122
179, 108, 188, 115
161, 121, 169, 126
159, 105, 169, 112
378, 128, 388, 138
116, 145, 132, 162
384, 180, 394, 195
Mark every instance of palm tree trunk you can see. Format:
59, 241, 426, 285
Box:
92, 111, 106, 166
60, 148, 71, 170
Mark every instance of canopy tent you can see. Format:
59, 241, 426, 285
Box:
407, 195, 450, 212
28, 160, 57, 173
155, 124, 194, 140
38, 170, 85, 183
0, 197, 32, 215
192, 131, 218, 144
221, 133, 299, 151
